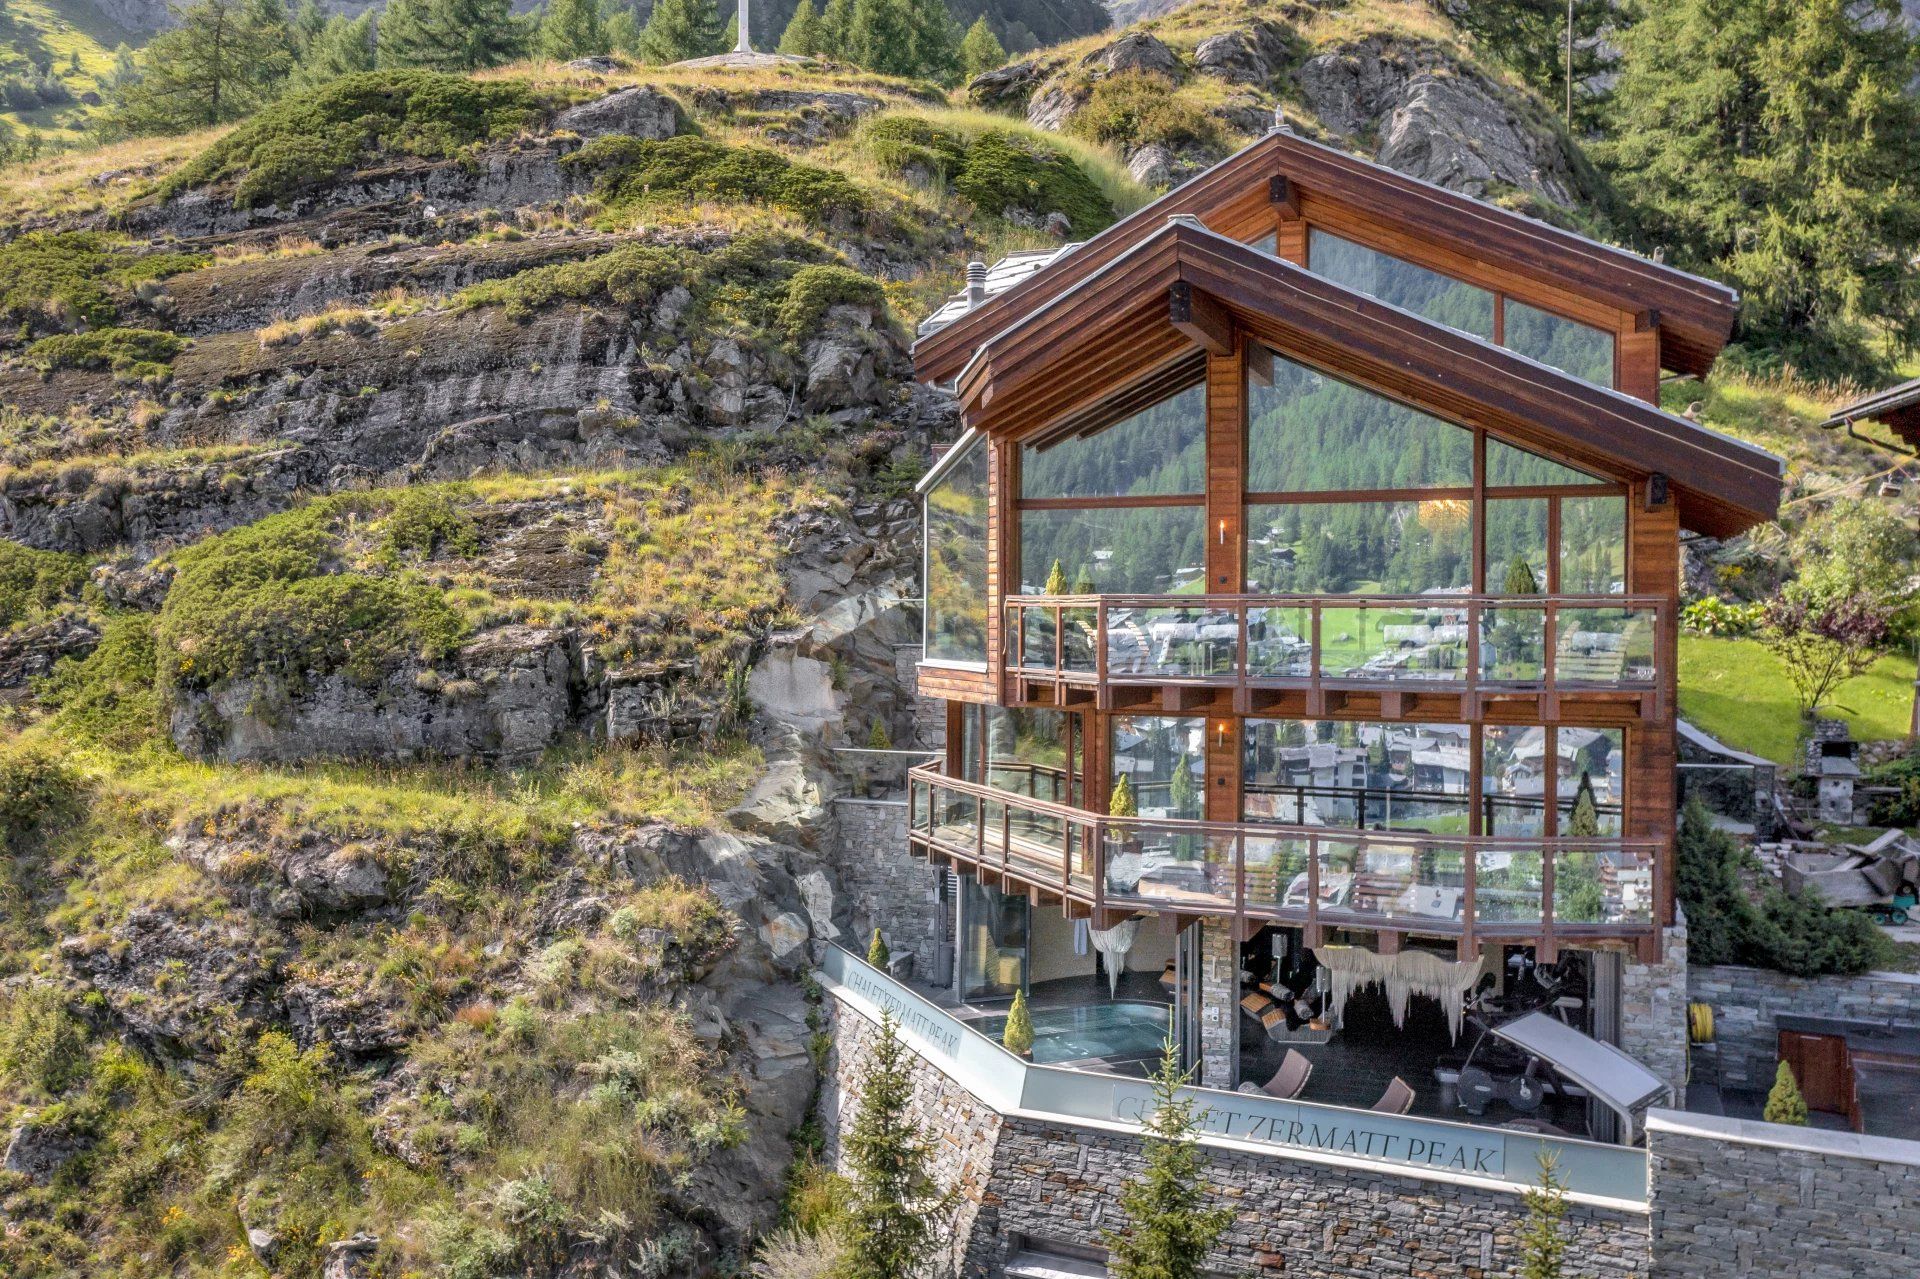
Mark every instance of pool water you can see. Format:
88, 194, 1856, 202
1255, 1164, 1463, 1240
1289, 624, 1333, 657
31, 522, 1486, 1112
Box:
970, 1001, 1172, 1064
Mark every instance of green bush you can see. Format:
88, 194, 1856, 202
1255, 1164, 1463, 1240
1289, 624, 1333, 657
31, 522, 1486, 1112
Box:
25, 327, 188, 378
380, 486, 481, 564
1762, 1059, 1808, 1125
157, 498, 467, 694
1680, 596, 1765, 637
161, 71, 552, 209
0, 232, 206, 332
0, 542, 88, 628
565, 134, 869, 225
34, 614, 161, 750
777, 264, 885, 336
1677, 799, 1892, 976
0, 984, 89, 1097
861, 115, 1115, 236
1065, 72, 1220, 153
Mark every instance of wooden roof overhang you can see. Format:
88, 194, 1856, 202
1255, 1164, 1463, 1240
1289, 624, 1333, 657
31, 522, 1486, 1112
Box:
914, 130, 1741, 384
954, 221, 1782, 539
1822, 376, 1920, 454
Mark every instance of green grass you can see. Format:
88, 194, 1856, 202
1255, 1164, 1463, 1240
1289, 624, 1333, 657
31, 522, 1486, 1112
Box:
1679, 635, 1916, 764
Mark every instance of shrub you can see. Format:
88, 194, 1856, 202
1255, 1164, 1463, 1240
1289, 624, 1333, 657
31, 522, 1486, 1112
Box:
1680, 596, 1764, 637
1065, 72, 1220, 153
161, 71, 552, 209
0, 542, 88, 628
380, 486, 480, 564
0, 984, 89, 1097
860, 115, 1115, 236
1677, 799, 1892, 976
565, 134, 869, 225
25, 327, 188, 378
34, 614, 161, 750
157, 498, 467, 694
1002, 989, 1034, 1057
777, 264, 885, 337
866, 927, 890, 967
1762, 1060, 1808, 1125
0, 232, 206, 332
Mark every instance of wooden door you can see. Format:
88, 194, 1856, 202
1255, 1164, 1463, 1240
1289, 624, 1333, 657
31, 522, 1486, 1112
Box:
1778, 1030, 1852, 1116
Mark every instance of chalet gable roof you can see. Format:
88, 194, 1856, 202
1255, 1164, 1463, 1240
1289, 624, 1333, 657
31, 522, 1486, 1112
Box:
952, 219, 1781, 539
913, 129, 1740, 383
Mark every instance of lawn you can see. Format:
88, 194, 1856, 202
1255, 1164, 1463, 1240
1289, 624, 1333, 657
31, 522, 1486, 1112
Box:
1678, 635, 1916, 764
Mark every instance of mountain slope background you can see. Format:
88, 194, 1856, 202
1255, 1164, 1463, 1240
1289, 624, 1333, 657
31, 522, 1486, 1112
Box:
0, 1, 1913, 1276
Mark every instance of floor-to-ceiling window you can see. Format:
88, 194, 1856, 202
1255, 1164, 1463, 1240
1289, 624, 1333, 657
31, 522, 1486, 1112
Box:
924, 434, 989, 665
959, 877, 1028, 1002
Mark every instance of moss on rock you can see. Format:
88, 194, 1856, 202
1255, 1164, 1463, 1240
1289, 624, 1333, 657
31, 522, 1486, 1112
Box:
859, 114, 1116, 236
25, 327, 188, 379
565, 134, 870, 227
0, 232, 207, 333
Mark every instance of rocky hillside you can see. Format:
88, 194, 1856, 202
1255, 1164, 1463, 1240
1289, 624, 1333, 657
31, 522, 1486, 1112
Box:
0, 5, 1707, 1277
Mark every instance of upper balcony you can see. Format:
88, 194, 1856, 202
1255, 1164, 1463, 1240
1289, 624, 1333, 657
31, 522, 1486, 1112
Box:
1001, 591, 1668, 721
908, 761, 1661, 959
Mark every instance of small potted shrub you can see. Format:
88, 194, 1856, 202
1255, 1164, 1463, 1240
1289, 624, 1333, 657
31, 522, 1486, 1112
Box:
1003, 989, 1035, 1059
867, 928, 890, 970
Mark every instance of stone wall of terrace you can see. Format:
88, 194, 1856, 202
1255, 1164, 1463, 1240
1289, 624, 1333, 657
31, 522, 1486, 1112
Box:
1688, 963, 1920, 1090
831, 797, 940, 979
1646, 1112, 1920, 1279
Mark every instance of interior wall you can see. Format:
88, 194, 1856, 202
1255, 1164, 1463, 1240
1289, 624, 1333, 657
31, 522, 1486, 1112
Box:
1026, 909, 1179, 988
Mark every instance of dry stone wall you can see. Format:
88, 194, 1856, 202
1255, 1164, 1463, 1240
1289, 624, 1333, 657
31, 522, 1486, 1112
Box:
1688, 963, 1920, 1089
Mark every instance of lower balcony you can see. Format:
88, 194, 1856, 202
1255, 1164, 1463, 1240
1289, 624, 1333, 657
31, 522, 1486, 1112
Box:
907, 762, 1662, 958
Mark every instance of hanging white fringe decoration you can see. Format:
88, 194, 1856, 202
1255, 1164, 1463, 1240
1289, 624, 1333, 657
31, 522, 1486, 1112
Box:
1089, 919, 1141, 998
1314, 945, 1486, 1041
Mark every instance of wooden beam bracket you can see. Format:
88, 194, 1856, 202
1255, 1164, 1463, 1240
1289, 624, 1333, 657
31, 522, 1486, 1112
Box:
1169, 281, 1235, 357
1269, 174, 1301, 219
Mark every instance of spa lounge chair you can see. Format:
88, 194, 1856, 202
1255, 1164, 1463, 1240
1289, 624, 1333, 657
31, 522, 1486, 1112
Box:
1370, 1076, 1415, 1115
1257, 1049, 1313, 1100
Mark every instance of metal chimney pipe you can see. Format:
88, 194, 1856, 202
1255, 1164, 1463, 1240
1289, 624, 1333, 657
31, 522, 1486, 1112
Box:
965, 261, 988, 306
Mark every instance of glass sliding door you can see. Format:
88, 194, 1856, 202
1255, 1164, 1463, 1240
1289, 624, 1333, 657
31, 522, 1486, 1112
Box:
959, 877, 1029, 1003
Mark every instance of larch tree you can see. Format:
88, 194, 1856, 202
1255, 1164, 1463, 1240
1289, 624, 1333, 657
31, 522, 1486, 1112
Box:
378, 0, 530, 71
845, 0, 913, 76
1597, 0, 1920, 378
110, 0, 292, 135
287, 11, 377, 91
778, 0, 822, 55
637, 0, 724, 63
539, 0, 610, 60
959, 14, 1005, 80
818, 0, 854, 57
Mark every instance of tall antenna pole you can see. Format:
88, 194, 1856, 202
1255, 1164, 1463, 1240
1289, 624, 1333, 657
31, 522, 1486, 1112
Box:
1565, 0, 1574, 125
735, 0, 750, 52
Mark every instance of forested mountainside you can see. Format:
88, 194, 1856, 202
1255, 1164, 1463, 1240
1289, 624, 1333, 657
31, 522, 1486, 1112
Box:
0, 0, 1915, 1273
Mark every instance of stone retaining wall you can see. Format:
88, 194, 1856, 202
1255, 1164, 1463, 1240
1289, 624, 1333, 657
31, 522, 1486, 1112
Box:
831, 799, 940, 978
1687, 964, 1920, 1089
1646, 1112, 1920, 1279
1620, 924, 1690, 1105
822, 993, 1653, 1279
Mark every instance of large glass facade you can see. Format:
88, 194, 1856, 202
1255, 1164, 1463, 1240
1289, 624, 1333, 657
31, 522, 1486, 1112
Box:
1307, 229, 1495, 339
1305, 229, 1616, 390
1247, 349, 1473, 492
1022, 383, 1205, 498
1247, 500, 1472, 594
1021, 506, 1207, 595
924, 435, 989, 664
1243, 720, 1471, 832
1109, 716, 1205, 819
960, 878, 1028, 1001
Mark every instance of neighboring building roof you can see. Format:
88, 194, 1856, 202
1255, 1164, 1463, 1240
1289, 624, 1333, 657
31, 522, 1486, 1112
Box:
1822, 376, 1920, 451
918, 246, 1081, 338
949, 218, 1782, 538
914, 128, 1741, 383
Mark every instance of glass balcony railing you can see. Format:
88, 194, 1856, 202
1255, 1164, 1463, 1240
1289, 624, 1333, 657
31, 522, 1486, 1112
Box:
1002, 592, 1666, 699
907, 762, 1659, 942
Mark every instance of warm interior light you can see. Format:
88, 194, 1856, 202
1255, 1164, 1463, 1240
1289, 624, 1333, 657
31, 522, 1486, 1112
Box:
1217, 517, 1228, 544
1418, 497, 1471, 532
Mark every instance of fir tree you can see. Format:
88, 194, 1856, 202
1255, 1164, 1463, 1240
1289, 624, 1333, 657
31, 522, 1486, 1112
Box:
111, 0, 291, 135
818, 0, 853, 56
288, 12, 376, 92
1168, 752, 1196, 818
1520, 1151, 1569, 1279
1102, 1034, 1232, 1279
1598, 0, 1920, 376
843, 1009, 949, 1279
539, 0, 609, 60
289, 0, 327, 53
958, 14, 1004, 80
1564, 771, 1601, 838
1763, 1060, 1809, 1125
721, 11, 738, 50
778, 0, 821, 56
637, 0, 723, 63
904, 0, 958, 82
1043, 558, 1069, 596
866, 927, 890, 968
1002, 988, 1034, 1056
1442, 0, 1613, 128
607, 4, 643, 54
1109, 773, 1137, 818
378, 0, 529, 71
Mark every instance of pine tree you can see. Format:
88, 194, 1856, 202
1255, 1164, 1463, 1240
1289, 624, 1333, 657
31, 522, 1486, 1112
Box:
289, 0, 327, 53
1763, 1060, 1809, 1125
843, 1009, 949, 1279
1442, 0, 1613, 128
1168, 752, 1196, 818
607, 4, 643, 54
721, 11, 738, 50
539, 0, 609, 59
866, 927, 890, 967
1597, 0, 1920, 377
1520, 1151, 1569, 1279
636, 0, 723, 63
289, 12, 376, 92
958, 14, 1004, 80
778, 0, 821, 56
1103, 1035, 1232, 1279
378, 0, 529, 71
110, 0, 292, 135
1564, 771, 1601, 838
818, 0, 853, 56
